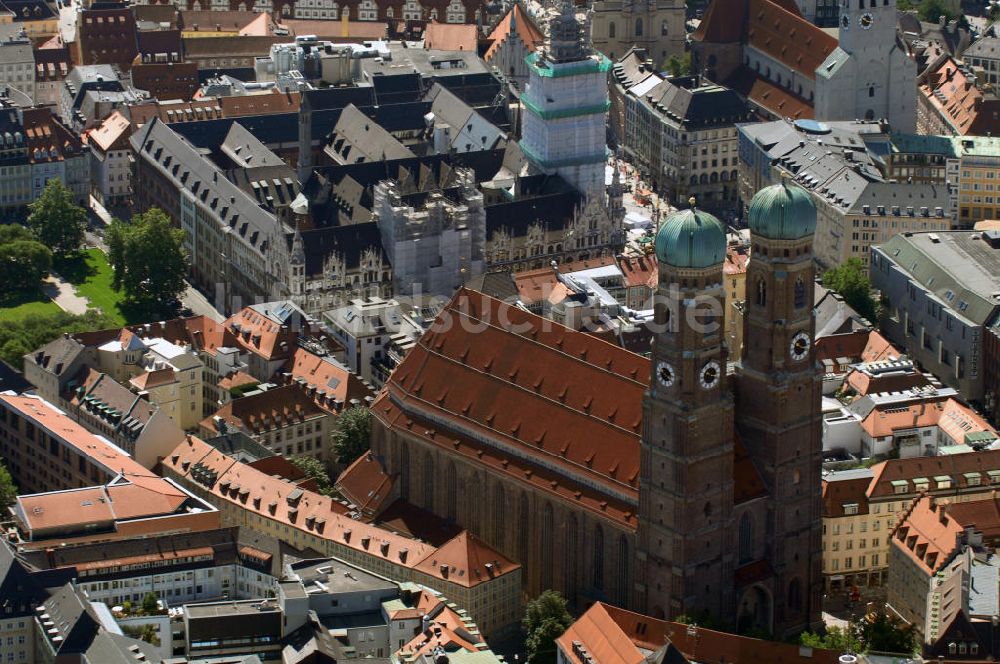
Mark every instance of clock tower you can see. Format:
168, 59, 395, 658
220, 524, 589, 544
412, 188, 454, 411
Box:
734, 180, 823, 635
813, 0, 916, 129
637, 200, 735, 622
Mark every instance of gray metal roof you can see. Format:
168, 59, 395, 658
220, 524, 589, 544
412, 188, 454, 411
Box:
878, 231, 1000, 327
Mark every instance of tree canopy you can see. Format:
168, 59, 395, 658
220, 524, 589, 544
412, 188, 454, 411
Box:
821, 258, 879, 323
290, 455, 335, 496
0, 459, 16, 511
26, 179, 87, 256
107, 209, 188, 311
664, 52, 692, 77
0, 309, 116, 369
0, 225, 52, 298
524, 590, 574, 664
800, 608, 918, 655
332, 406, 373, 466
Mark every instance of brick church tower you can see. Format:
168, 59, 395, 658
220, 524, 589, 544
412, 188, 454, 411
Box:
637, 201, 734, 621
734, 179, 824, 635
639, 182, 822, 636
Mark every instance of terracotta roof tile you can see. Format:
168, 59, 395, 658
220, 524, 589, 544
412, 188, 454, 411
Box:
558, 602, 842, 664
163, 435, 516, 588
484, 3, 543, 62
423, 22, 477, 51
202, 384, 326, 436
746, 0, 836, 78
726, 66, 814, 119
283, 347, 373, 407
335, 451, 395, 520
868, 449, 1000, 499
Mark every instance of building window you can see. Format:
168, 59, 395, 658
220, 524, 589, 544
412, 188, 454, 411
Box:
756, 279, 766, 307
661, 20, 668, 36
609, 21, 615, 38
592, 524, 605, 591
635, 17, 643, 37
739, 512, 754, 563
794, 277, 806, 309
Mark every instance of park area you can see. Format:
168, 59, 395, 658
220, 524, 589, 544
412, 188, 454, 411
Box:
0, 247, 131, 325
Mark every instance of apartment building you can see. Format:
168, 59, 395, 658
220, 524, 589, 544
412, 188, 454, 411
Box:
0, 393, 149, 494
872, 230, 1000, 421
821, 449, 1000, 593
738, 119, 951, 269
161, 435, 522, 639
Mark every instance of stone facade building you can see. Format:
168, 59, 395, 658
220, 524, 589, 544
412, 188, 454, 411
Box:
371, 180, 824, 637
589, 0, 684, 64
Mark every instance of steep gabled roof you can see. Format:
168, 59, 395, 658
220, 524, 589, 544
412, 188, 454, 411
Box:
412, 530, 519, 589
484, 3, 544, 62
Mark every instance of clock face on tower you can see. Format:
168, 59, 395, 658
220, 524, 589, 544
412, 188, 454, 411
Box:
790, 331, 811, 362
699, 361, 721, 390
656, 361, 675, 388
859, 12, 874, 29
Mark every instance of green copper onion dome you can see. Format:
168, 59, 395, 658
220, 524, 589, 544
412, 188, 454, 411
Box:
747, 178, 816, 240
654, 198, 727, 268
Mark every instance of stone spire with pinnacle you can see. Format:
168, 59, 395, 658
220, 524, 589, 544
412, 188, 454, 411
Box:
546, 0, 589, 63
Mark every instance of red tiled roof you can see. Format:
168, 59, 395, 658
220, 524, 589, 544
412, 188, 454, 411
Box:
376, 288, 769, 528
892, 493, 965, 575
203, 384, 326, 436
867, 449, 1000, 499
87, 111, 130, 153
919, 57, 994, 136
746, 0, 836, 79
423, 22, 476, 51
822, 474, 871, 518
484, 3, 543, 62
558, 602, 842, 664
163, 435, 517, 588
726, 66, 814, 119
616, 254, 657, 289
283, 347, 373, 406
335, 451, 395, 520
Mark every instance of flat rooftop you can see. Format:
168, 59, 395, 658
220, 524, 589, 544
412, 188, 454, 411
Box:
185, 600, 281, 618
289, 558, 397, 595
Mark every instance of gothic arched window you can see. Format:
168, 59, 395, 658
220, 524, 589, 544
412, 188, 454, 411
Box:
492, 483, 505, 544
635, 17, 643, 37
518, 493, 530, 566
541, 503, 554, 589
661, 20, 668, 35
756, 279, 767, 307
609, 21, 615, 38
592, 525, 605, 590
564, 515, 578, 598
422, 451, 434, 509
788, 578, 803, 613
445, 461, 457, 521
739, 513, 754, 563
869, 86, 875, 98
794, 277, 806, 309
617, 536, 631, 605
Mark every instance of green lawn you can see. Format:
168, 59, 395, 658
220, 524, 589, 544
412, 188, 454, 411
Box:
56, 248, 132, 326
0, 290, 61, 323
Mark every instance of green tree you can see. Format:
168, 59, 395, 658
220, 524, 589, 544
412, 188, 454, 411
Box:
664, 52, 692, 77
0, 309, 115, 369
800, 625, 862, 653
857, 611, 919, 654
332, 406, 373, 465
0, 459, 16, 510
26, 179, 87, 256
290, 455, 335, 496
821, 258, 879, 323
0, 240, 52, 295
917, 0, 949, 22
141, 592, 159, 615
112, 209, 188, 310
524, 590, 574, 664
0, 224, 35, 245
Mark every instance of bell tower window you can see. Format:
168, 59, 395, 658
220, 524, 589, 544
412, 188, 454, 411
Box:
756, 279, 767, 307
794, 278, 806, 309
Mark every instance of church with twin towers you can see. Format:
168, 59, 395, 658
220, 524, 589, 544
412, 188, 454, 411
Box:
370, 0, 824, 638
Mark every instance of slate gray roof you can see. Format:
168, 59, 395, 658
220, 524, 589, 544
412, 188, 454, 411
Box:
0, 39, 32, 66
425, 83, 506, 153
814, 283, 871, 337
324, 103, 414, 165
741, 120, 950, 216
964, 35, 1000, 59
26, 335, 85, 378
82, 631, 161, 664
131, 117, 287, 257
221, 122, 287, 169
639, 77, 752, 129
878, 230, 1000, 328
